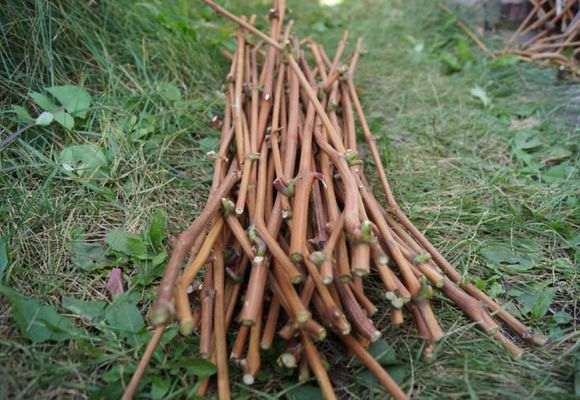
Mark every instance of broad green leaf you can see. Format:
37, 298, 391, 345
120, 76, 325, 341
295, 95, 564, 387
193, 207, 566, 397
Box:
29, 91, 58, 111
470, 86, 491, 108
286, 385, 323, 400
181, 358, 216, 377
367, 339, 398, 366
549, 325, 565, 339
151, 377, 171, 400
160, 324, 179, 347
59, 144, 108, 179
542, 164, 576, 183
152, 251, 167, 267
147, 209, 167, 251
517, 287, 555, 319
471, 276, 487, 291
0, 237, 8, 280
0, 285, 81, 342
543, 146, 572, 165
11, 105, 33, 123
62, 296, 106, 321
386, 364, 409, 384
102, 365, 125, 383
134, 257, 166, 286
358, 364, 408, 388
158, 83, 182, 102
106, 230, 148, 259
35, 111, 54, 126
531, 289, 555, 319
513, 130, 542, 151
512, 148, 535, 166
488, 282, 505, 298
46, 85, 92, 118
53, 110, 75, 129
479, 243, 538, 271
71, 241, 110, 271
553, 311, 571, 325
198, 136, 219, 153
105, 294, 144, 334
479, 244, 521, 265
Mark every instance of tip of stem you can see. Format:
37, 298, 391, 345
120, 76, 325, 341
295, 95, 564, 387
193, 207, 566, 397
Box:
260, 343, 271, 351
235, 207, 244, 215
150, 303, 173, 326
340, 323, 352, 336
338, 274, 352, 283
309, 251, 326, 266
290, 252, 303, 264
243, 374, 255, 385
291, 273, 304, 284
241, 319, 256, 326
529, 333, 548, 346
495, 331, 525, 359
423, 344, 436, 362
296, 311, 311, 324
390, 297, 405, 309
221, 198, 235, 215
400, 294, 412, 304
150, 312, 168, 327
511, 349, 524, 361
486, 326, 499, 336
370, 330, 382, 342
353, 268, 369, 277
179, 320, 194, 336
359, 220, 374, 243
278, 353, 297, 368
378, 255, 390, 266
321, 276, 333, 285
413, 253, 432, 265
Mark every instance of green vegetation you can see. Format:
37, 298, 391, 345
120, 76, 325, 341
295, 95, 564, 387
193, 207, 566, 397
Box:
1, 0, 578, 399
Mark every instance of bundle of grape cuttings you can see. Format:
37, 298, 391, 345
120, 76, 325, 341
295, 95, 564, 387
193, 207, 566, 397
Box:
122, 1, 546, 399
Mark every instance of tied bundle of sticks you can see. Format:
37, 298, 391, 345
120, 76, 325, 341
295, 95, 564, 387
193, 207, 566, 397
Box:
122, 1, 548, 399
505, 0, 580, 76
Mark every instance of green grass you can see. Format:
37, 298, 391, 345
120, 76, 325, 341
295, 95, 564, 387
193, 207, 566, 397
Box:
1, 0, 578, 399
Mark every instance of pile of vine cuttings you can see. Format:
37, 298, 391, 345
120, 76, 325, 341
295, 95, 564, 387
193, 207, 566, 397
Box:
122, 1, 547, 399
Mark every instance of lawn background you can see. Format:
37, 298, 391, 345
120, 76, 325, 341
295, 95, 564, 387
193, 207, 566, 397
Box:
0, 0, 578, 398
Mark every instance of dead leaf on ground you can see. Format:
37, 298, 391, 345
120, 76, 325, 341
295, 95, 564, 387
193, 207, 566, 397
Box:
510, 117, 540, 130
106, 268, 124, 298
